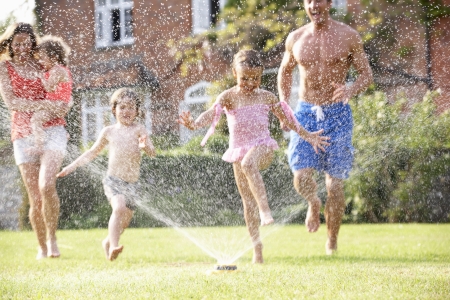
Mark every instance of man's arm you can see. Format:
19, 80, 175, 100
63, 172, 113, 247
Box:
0, 62, 69, 112
277, 33, 298, 103
333, 31, 373, 104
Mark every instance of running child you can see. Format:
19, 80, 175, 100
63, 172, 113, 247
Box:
57, 88, 156, 261
28, 36, 72, 154
178, 49, 329, 263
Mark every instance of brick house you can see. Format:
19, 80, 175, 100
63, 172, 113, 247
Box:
34, 0, 450, 147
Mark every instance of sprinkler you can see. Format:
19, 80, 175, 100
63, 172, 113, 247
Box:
207, 264, 238, 275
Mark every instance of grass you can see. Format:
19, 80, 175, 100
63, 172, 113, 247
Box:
1, 224, 449, 299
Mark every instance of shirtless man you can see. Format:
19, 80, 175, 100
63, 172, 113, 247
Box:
57, 88, 156, 260
277, 0, 373, 254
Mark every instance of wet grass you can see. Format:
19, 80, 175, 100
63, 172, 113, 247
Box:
0, 224, 449, 299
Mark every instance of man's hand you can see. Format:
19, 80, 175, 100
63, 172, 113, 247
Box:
332, 82, 352, 104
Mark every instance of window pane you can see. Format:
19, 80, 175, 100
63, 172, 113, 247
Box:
111, 9, 121, 41
96, 13, 103, 40
98, 0, 106, 6
111, 0, 119, 4
124, 9, 133, 38
123, 0, 133, 2
87, 113, 97, 142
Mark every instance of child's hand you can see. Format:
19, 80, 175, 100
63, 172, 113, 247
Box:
56, 165, 76, 178
177, 111, 196, 130
138, 134, 147, 149
306, 129, 330, 153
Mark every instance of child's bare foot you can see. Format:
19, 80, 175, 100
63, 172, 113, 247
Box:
260, 211, 274, 226
47, 240, 60, 258
109, 245, 124, 261
36, 247, 47, 260
102, 238, 110, 260
305, 199, 321, 232
325, 237, 337, 255
252, 244, 264, 264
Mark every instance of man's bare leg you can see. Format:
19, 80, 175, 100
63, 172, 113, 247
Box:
293, 168, 321, 232
19, 163, 48, 259
40, 150, 64, 258
233, 163, 264, 263
324, 174, 346, 255
107, 195, 133, 261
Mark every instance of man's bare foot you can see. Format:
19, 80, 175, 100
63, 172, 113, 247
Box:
305, 199, 321, 232
260, 211, 274, 226
36, 247, 47, 260
109, 245, 124, 261
102, 238, 110, 260
252, 243, 264, 264
47, 240, 60, 258
325, 237, 337, 255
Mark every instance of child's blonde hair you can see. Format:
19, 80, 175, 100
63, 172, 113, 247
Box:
110, 88, 144, 122
232, 49, 264, 70
36, 35, 71, 66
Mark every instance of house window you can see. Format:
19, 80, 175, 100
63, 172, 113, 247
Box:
191, 0, 226, 34
95, 0, 134, 48
332, 0, 347, 12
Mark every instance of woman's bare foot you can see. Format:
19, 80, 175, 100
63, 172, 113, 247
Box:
47, 240, 60, 258
252, 243, 264, 264
260, 211, 274, 226
102, 238, 110, 260
109, 245, 124, 261
305, 199, 321, 232
325, 237, 337, 255
36, 247, 48, 260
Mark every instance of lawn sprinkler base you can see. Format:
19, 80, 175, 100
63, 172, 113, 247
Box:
207, 264, 238, 275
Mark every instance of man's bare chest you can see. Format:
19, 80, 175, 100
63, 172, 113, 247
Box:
293, 37, 350, 68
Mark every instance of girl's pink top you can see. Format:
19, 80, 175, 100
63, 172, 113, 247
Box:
201, 103, 278, 163
42, 65, 73, 127
6, 61, 46, 141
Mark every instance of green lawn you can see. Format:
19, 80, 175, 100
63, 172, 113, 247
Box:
1, 224, 449, 299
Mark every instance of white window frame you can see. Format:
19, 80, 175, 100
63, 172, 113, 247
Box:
191, 0, 226, 34
81, 90, 152, 147
179, 81, 211, 144
332, 0, 347, 12
95, 0, 134, 48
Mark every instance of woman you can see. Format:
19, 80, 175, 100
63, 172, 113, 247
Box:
0, 23, 70, 259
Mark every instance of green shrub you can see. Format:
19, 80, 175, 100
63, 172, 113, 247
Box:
346, 90, 450, 223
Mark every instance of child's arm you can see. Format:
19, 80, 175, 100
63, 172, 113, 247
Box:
0, 62, 68, 112
57, 127, 109, 177
138, 126, 156, 157
41, 66, 68, 92
270, 95, 330, 153
178, 92, 227, 130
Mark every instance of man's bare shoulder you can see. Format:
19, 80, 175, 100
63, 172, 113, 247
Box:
332, 20, 361, 40
286, 25, 311, 49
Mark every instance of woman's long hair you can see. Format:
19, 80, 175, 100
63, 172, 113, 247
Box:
0, 23, 38, 60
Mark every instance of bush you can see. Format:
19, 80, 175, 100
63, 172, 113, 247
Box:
346, 90, 450, 223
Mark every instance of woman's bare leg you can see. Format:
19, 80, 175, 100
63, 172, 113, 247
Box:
39, 150, 64, 257
106, 194, 133, 261
19, 163, 47, 259
240, 146, 274, 225
233, 163, 263, 263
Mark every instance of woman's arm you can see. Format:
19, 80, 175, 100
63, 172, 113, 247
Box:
0, 62, 68, 112
57, 127, 109, 177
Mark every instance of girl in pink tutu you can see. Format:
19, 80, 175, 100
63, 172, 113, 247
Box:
178, 49, 329, 263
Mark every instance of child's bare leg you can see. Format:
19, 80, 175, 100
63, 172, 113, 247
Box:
293, 168, 321, 232
107, 195, 133, 261
240, 146, 274, 226
324, 174, 345, 255
233, 164, 264, 263
40, 150, 64, 258
102, 238, 110, 259
19, 163, 48, 259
